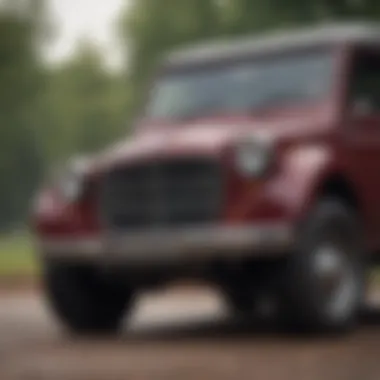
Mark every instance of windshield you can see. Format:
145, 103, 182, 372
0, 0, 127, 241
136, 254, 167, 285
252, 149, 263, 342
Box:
146, 49, 335, 121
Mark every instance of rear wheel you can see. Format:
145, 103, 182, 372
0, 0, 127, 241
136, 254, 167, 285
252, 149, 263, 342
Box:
43, 261, 134, 335
280, 199, 366, 333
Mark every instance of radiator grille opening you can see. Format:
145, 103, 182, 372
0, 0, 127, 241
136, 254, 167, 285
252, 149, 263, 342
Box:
101, 158, 223, 230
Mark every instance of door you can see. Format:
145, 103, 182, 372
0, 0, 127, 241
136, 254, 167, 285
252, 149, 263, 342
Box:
344, 46, 380, 247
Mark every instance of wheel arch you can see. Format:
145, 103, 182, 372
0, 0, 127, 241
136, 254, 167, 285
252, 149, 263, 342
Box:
315, 173, 362, 219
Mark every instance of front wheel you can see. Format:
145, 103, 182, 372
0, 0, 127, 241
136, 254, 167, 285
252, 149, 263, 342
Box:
43, 261, 134, 335
280, 199, 367, 333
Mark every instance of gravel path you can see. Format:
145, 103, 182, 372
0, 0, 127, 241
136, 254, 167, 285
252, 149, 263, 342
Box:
1, 288, 380, 380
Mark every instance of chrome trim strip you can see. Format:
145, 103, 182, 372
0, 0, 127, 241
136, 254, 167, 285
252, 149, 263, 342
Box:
38, 224, 294, 263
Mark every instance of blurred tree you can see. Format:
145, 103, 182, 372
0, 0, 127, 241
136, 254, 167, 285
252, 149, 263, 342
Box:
0, 0, 46, 230
42, 41, 129, 162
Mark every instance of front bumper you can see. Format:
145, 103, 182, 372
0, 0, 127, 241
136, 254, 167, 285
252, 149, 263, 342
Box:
37, 223, 295, 264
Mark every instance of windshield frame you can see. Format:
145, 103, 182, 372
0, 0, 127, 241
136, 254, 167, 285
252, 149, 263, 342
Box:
142, 44, 339, 122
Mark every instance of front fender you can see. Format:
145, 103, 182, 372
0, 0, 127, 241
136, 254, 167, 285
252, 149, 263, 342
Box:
266, 144, 336, 221
227, 144, 336, 223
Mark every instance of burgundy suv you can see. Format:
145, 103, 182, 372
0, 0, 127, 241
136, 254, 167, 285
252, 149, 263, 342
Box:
33, 24, 380, 334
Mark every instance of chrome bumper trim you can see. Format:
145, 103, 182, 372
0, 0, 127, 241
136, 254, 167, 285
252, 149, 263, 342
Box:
38, 224, 294, 263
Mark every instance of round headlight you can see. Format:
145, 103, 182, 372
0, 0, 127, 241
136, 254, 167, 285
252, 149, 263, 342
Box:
235, 135, 273, 177
55, 158, 89, 203
58, 170, 83, 202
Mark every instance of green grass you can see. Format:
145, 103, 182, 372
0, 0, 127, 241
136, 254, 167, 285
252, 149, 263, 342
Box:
0, 233, 38, 277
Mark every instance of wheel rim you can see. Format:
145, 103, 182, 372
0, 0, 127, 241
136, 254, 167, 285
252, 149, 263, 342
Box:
312, 243, 358, 321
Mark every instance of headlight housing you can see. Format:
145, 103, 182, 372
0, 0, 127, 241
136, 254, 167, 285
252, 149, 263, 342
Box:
54, 157, 90, 203
235, 134, 273, 177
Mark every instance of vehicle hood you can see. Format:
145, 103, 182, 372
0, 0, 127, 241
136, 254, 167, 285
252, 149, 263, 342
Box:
91, 111, 333, 174
96, 124, 241, 169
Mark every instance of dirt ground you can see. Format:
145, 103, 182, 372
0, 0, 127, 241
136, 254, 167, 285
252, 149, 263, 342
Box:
1, 287, 380, 380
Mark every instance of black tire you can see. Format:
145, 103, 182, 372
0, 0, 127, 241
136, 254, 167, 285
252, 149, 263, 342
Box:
279, 198, 367, 333
43, 261, 134, 335
219, 262, 279, 320
222, 282, 260, 318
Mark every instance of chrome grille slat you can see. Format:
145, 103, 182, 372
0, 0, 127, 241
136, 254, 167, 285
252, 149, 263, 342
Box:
101, 158, 222, 230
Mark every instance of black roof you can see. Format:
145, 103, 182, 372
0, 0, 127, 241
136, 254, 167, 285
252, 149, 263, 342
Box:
165, 23, 380, 67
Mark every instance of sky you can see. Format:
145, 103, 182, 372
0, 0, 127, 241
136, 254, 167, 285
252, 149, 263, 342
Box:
46, 0, 128, 68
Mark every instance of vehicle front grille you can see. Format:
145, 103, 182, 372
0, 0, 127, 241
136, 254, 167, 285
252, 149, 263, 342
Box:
101, 158, 223, 230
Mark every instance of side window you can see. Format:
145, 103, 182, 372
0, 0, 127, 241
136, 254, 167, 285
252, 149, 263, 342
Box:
350, 48, 380, 113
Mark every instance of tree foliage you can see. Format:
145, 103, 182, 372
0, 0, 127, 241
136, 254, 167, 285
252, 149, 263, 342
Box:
0, 2, 44, 229
40, 41, 129, 163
